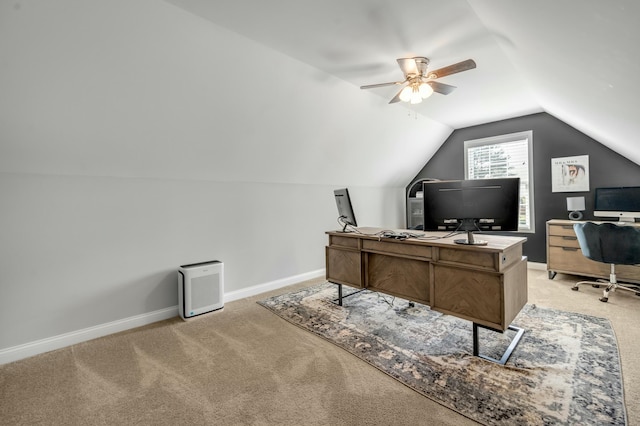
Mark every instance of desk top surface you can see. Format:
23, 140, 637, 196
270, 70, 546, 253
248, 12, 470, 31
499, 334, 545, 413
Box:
327, 227, 527, 252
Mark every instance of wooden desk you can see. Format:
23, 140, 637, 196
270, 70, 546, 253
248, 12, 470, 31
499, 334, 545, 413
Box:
325, 228, 528, 333
547, 219, 640, 283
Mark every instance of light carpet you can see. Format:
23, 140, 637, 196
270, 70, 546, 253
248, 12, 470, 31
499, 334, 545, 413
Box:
258, 282, 626, 425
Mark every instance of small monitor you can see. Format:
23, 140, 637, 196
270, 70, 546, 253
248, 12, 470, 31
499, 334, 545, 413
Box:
594, 186, 640, 223
422, 178, 520, 245
334, 188, 357, 232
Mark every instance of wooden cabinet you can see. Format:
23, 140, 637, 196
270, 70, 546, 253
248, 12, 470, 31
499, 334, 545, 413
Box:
546, 219, 640, 284
325, 235, 363, 288
432, 260, 527, 327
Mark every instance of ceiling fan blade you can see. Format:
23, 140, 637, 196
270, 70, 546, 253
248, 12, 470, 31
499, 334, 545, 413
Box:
427, 81, 457, 95
428, 59, 476, 79
397, 58, 419, 76
388, 86, 405, 104
360, 80, 405, 90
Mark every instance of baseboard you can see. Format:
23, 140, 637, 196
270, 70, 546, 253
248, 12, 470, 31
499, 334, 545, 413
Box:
0, 268, 326, 366
5, 264, 550, 365
527, 261, 547, 271
224, 268, 325, 302
0, 306, 178, 365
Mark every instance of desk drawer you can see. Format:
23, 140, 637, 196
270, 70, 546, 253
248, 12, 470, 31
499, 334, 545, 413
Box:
548, 235, 580, 249
329, 235, 360, 249
547, 246, 609, 277
362, 239, 432, 259
548, 224, 577, 237
438, 247, 497, 271
326, 246, 363, 288
366, 253, 429, 304
432, 265, 502, 326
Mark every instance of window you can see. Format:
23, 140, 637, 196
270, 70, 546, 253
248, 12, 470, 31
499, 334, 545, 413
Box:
464, 131, 534, 232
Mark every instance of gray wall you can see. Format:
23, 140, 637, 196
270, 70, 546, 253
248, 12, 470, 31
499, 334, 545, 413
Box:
409, 112, 640, 263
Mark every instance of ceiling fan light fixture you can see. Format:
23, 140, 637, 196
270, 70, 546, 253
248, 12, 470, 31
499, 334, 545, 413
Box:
399, 85, 413, 102
410, 85, 422, 104
419, 82, 433, 99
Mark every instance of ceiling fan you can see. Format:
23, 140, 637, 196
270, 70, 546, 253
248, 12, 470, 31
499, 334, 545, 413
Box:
360, 57, 476, 104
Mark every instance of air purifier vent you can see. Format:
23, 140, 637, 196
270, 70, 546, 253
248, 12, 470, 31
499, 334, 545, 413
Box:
178, 260, 224, 319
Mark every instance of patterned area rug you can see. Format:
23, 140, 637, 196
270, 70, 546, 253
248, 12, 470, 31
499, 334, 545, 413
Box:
258, 283, 626, 425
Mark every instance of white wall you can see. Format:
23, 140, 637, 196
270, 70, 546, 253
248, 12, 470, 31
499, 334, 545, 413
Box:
0, 0, 450, 356
0, 175, 402, 350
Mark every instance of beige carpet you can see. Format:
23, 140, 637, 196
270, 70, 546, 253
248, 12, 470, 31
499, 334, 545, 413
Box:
1, 267, 639, 425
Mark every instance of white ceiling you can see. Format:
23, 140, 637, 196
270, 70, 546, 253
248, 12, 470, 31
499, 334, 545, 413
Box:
164, 0, 640, 166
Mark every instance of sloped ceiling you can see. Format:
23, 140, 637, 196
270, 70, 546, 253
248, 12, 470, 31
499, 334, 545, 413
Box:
164, 0, 640, 166
1, 0, 458, 188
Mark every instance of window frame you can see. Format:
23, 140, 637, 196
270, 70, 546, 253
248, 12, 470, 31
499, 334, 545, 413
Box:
463, 130, 535, 233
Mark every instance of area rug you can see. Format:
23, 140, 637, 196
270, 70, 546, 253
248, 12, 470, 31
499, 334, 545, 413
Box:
258, 283, 626, 425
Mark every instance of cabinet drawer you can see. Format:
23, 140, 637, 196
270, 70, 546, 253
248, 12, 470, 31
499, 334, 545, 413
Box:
362, 239, 432, 259
547, 246, 610, 277
326, 246, 363, 288
432, 265, 502, 326
615, 265, 640, 283
366, 253, 430, 304
329, 235, 360, 249
548, 224, 577, 237
438, 247, 497, 271
548, 235, 580, 249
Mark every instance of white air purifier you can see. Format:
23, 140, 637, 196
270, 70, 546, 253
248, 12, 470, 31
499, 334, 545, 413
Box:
178, 260, 224, 320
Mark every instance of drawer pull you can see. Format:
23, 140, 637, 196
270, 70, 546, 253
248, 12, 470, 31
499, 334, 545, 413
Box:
561, 225, 573, 229
562, 247, 579, 251
562, 236, 577, 240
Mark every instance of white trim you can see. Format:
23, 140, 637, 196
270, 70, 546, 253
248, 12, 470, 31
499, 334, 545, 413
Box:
464, 130, 535, 233
527, 261, 547, 271
0, 307, 178, 365
224, 268, 325, 302
0, 268, 326, 365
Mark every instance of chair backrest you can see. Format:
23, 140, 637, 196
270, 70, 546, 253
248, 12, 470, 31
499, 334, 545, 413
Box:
573, 222, 640, 265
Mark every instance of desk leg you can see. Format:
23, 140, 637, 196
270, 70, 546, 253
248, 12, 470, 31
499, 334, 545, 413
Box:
472, 323, 524, 365
331, 283, 366, 306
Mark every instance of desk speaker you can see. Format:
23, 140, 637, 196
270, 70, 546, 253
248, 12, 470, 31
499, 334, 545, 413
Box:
178, 260, 224, 320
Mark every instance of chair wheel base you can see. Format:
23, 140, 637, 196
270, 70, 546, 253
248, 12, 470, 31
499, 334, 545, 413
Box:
592, 284, 601, 288
600, 297, 609, 303
571, 286, 579, 291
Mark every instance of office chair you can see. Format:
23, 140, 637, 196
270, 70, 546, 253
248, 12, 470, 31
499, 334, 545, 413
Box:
571, 222, 640, 302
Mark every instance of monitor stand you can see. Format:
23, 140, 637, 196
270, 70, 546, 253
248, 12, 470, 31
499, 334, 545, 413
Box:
337, 217, 355, 233
339, 223, 353, 233
454, 230, 487, 246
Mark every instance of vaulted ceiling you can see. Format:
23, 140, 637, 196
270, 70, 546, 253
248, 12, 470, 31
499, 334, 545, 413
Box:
165, 0, 640, 166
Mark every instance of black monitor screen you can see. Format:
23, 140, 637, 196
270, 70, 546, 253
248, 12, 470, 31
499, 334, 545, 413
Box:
422, 178, 520, 244
334, 188, 357, 231
595, 186, 640, 211
594, 186, 640, 222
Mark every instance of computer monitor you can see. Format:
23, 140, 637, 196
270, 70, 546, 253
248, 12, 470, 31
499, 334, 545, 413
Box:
334, 188, 358, 232
422, 178, 520, 245
594, 186, 640, 223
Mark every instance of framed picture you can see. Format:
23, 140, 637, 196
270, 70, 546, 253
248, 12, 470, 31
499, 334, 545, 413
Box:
551, 155, 589, 192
